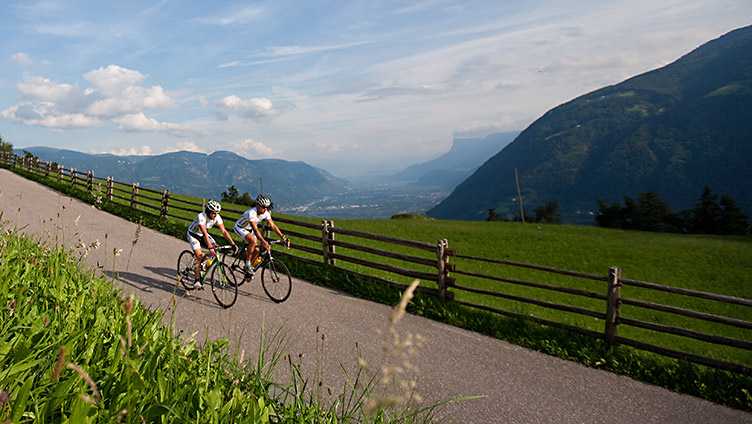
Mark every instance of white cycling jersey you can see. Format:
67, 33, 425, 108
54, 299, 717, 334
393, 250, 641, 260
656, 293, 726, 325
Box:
188, 211, 223, 235
235, 207, 271, 231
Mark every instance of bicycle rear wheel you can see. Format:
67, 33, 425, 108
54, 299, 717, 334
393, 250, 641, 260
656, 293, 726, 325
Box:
261, 258, 292, 303
177, 250, 197, 290
211, 263, 238, 308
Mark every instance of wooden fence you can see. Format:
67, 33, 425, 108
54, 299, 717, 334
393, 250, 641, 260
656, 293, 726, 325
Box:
2, 151, 750, 376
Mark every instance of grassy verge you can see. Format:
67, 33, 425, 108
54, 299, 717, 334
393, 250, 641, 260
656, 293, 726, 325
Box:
3, 164, 751, 412
0, 225, 457, 422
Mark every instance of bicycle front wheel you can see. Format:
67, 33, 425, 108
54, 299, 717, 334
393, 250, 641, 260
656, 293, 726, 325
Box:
226, 253, 250, 287
177, 250, 197, 290
261, 258, 292, 303
211, 263, 238, 308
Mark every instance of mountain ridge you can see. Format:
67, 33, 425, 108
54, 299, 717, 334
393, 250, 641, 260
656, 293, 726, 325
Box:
428, 25, 752, 223
14, 147, 350, 210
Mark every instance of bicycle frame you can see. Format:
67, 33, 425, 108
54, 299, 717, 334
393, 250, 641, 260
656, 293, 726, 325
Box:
225, 239, 292, 303
177, 245, 238, 308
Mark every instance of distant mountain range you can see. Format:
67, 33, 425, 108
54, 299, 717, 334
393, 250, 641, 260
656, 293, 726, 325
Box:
390, 131, 518, 189
15, 147, 350, 210
428, 25, 752, 223
14, 131, 514, 218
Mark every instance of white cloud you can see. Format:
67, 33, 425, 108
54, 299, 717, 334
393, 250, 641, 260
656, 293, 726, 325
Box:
83, 65, 146, 97
108, 145, 153, 156
1, 103, 101, 129
17, 76, 81, 102
83, 65, 177, 116
315, 141, 359, 153
113, 112, 192, 137
194, 6, 262, 26
230, 138, 279, 156
11, 52, 33, 65
216, 95, 279, 122
3, 64, 181, 135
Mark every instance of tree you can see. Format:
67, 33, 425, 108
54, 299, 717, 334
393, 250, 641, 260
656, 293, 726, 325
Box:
220, 185, 254, 207
718, 194, 750, 235
0, 134, 12, 154
595, 199, 623, 228
221, 185, 240, 204
621, 196, 639, 230
486, 208, 502, 222
692, 186, 721, 234
636, 191, 675, 232
533, 201, 562, 224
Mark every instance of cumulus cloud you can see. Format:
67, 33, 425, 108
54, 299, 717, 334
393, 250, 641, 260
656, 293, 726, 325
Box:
11, 52, 33, 65
216, 95, 279, 122
113, 112, 192, 137
107, 145, 153, 156
230, 138, 279, 156
1, 103, 101, 129
1, 64, 182, 135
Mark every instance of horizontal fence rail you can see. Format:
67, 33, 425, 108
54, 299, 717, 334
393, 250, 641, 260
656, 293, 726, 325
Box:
2, 151, 750, 375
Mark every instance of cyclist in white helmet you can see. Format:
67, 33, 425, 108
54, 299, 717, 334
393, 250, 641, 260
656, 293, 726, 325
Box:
234, 194, 288, 275
187, 199, 238, 289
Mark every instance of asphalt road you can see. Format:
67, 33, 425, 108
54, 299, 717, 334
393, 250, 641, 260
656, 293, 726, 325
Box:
2, 168, 750, 423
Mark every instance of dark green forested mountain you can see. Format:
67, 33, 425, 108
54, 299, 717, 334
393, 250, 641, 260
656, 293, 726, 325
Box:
428, 25, 752, 223
15, 147, 350, 209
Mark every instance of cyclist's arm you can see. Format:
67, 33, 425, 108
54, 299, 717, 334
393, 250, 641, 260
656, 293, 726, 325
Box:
199, 224, 215, 251
267, 218, 288, 246
217, 222, 238, 253
251, 221, 270, 250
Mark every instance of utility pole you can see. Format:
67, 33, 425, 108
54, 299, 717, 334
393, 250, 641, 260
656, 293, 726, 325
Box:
515, 168, 525, 223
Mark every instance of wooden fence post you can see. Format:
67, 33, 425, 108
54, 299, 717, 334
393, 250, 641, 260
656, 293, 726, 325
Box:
605, 266, 622, 342
160, 189, 170, 219
45, 162, 51, 178
58, 165, 63, 183
131, 182, 139, 210
436, 239, 451, 300
328, 221, 336, 266
71, 168, 77, 188
87, 171, 93, 191
106, 177, 114, 201
322, 220, 336, 266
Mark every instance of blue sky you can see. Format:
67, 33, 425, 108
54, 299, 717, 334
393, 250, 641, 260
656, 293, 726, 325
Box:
1, 1, 750, 177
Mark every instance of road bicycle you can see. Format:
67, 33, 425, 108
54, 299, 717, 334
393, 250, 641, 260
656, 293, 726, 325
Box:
226, 239, 292, 303
177, 245, 238, 308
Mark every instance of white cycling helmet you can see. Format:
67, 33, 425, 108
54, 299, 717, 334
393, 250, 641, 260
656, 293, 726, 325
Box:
255, 195, 271, 208
206, 199, 221, 213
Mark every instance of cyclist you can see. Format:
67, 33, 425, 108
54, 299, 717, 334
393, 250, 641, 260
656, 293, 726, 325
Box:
187, 199, 238, 289
234, 194, 288, 275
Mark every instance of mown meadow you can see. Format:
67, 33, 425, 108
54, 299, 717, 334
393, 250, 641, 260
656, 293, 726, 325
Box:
3, 163, 751, 411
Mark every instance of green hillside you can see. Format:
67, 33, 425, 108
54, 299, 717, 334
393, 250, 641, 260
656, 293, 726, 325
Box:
428, 25, 752, 223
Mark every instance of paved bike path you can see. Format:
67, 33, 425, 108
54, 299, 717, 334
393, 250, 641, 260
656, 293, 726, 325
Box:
2, 168, 749, 423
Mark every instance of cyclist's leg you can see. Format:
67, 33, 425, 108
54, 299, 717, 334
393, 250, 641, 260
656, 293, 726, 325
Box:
188, 232, 204, 281
242, 231, 260, 272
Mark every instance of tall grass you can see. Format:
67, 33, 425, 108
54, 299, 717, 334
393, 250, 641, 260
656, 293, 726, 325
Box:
0, 220, 460, 422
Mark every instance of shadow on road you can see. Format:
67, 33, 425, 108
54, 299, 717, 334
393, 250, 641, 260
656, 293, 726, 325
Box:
105, 268, 222, 310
